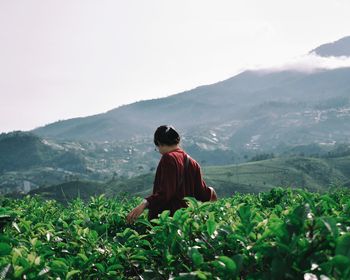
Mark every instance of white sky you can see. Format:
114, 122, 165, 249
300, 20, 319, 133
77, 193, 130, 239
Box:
1, 0, 350, 133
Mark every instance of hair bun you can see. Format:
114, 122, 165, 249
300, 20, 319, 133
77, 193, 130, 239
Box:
154, 125, 180, 146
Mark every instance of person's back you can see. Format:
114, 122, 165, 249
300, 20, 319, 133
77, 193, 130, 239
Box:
126, 125, 217, 224
145, 145, 217, 220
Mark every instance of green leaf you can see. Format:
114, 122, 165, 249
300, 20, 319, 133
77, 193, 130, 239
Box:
320, 217, 339, 237
136, 219, 152, 228
77, 253, 88, 262
192, 251, 204, 267
331, 255, 350, 272
66, 270, 80, 280
160, 210, 170, 221
195, 271, 208, 280
107, 264, 124, 272
0, 242, 12, 256
13, 265, 24, 278
206, 212, 216, 236
238, 205, 251, 224
94, 263, 105, 272
188, 247, 204, 267
50, 260, 69, 272
217, 256, 237, 274
336, 233, 350, 258
12, 248, 22, 264
130, 254, 148, 261
183, 196, 199, 209
173, 209, 183, 221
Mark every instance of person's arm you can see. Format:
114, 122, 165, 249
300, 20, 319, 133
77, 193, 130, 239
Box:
194, 164, 217, 202
126, 198, 149, 224
142, 198, 149, 208
126, 167, 157, 224
208, 186, 218, 201
144, 154, 177, 209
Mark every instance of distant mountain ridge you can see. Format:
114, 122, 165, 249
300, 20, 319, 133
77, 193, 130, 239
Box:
25, 36, 350, 165
30, 67, 350, 150
310, 36, 350, 57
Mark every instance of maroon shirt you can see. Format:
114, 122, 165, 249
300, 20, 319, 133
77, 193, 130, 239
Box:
145, 147, 212, 220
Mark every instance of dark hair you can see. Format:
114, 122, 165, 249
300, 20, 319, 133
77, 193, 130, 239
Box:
154, 125, 180, 146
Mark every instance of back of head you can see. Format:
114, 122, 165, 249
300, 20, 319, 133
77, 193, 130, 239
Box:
154, 125, 180, 146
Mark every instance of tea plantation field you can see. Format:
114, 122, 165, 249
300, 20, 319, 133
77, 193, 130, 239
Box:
1, 187, 350, 279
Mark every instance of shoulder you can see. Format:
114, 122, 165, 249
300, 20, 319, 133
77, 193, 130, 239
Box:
188, 155, 199, 168
161, 153, 177, 165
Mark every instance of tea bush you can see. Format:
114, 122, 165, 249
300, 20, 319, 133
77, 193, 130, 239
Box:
1, 187, 350, 279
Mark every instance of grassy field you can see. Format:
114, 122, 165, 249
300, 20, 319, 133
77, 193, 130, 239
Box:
203, 155, 349, 196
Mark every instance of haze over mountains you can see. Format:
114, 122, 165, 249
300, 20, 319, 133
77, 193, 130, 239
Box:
30, 36, 350, 154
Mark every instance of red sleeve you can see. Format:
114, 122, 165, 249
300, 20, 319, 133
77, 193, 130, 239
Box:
144, 154, 177, 209
194, 164, 212, 202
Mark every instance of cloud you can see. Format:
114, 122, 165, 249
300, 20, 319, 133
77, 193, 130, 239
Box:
253, 52, 350, 74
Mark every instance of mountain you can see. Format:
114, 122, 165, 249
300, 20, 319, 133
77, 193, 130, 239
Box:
28, 37, 350, 153
30, 67, 350, 150
3, 35, 349, 195
310, 36, 350, 57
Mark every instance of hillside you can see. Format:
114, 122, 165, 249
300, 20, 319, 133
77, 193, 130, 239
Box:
203, 156, 348, 195
3, 129, 350, 198
0, 131, 86, 173
124, 155, 350, 197
0, 131, 91, 194
30, 68, 350, 148
0, 131, 60, 172
29, 36, 350, 158
0, 130, 247, 195
21, 154, 350, 202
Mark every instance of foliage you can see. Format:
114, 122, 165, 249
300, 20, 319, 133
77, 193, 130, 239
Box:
249, 153, 275, 162
0, 187, 350, 279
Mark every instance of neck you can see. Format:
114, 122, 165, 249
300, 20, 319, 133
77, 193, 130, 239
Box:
164, 145, 180, 153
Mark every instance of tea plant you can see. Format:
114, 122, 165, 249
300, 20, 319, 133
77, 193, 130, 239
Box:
0, 187, 350, 279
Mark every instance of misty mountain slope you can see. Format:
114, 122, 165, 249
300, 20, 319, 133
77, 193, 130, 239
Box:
29, 35, 350, 159
30, 67, 350, 143
31, 70, 310, 141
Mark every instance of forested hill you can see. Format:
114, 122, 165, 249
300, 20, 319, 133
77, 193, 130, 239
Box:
16, 154, 350, 203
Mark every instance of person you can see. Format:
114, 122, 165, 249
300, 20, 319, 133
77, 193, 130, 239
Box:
126, 125, 217, 224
